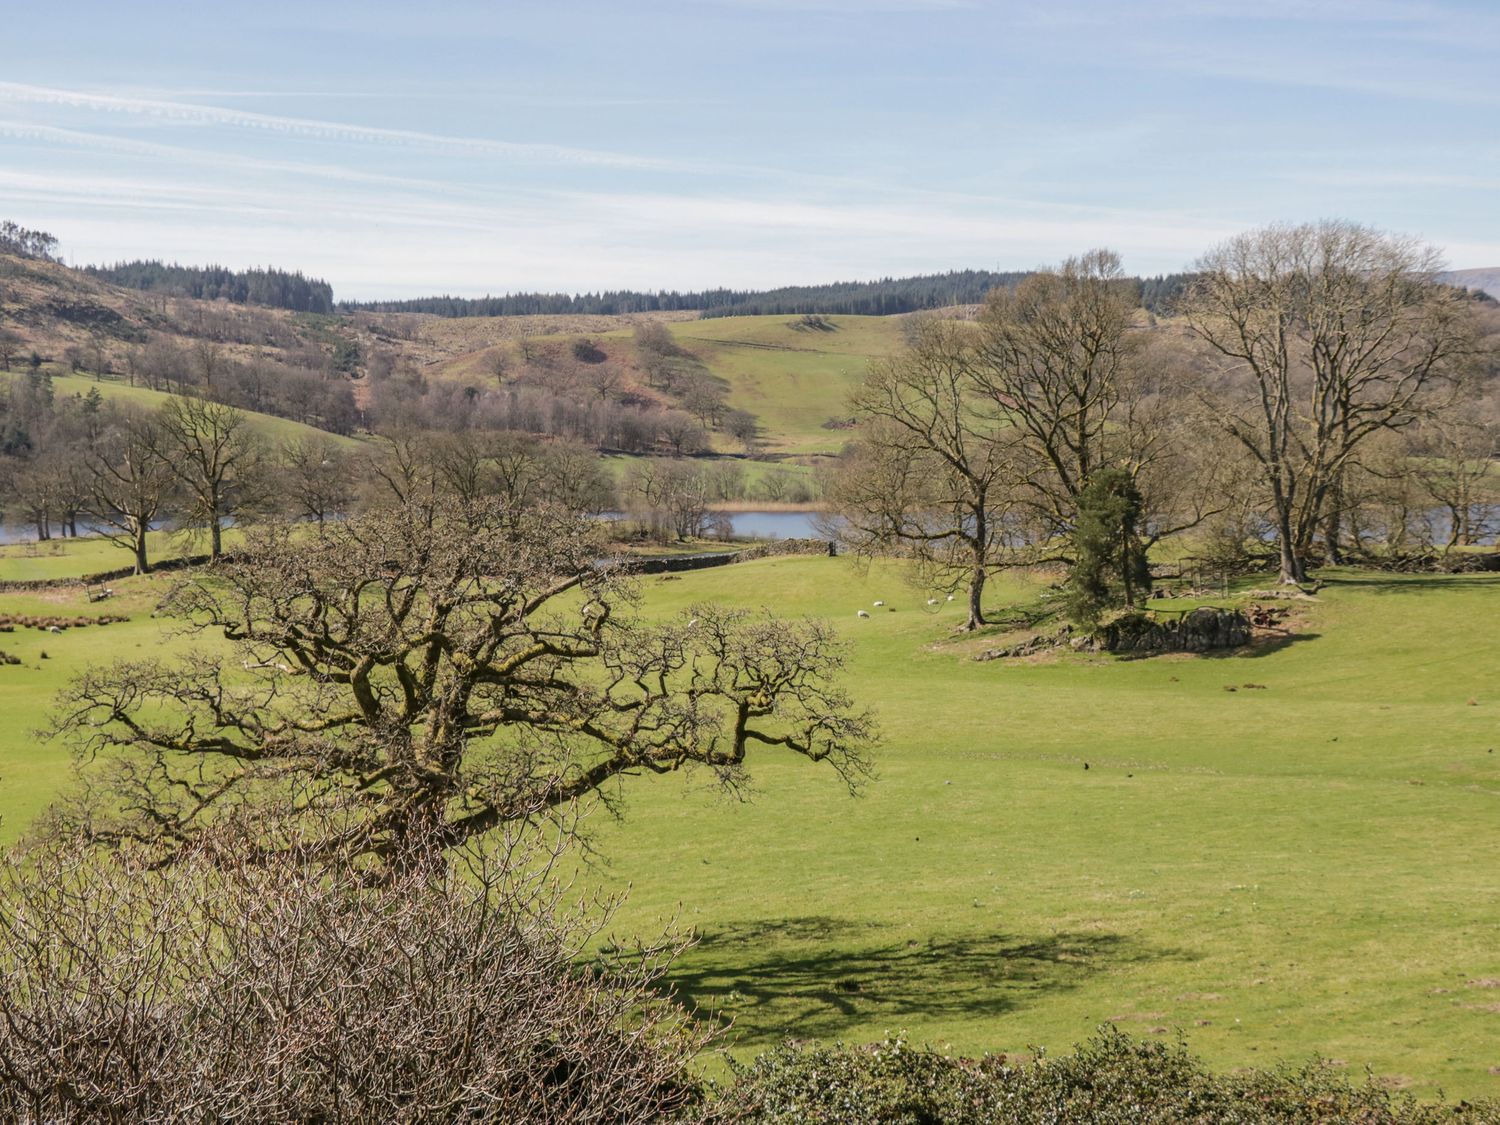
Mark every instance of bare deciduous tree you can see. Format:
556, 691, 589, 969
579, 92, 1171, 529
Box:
279, 435, 356, 524
972, 249, 1141, 533
1407, 396, 1500, 550
1181, 221, 1477, 583
153, 395, 267, 561
0, 328, 22, 372
50, 495, 873, 874
192, 337, 225, 390
833, 318, 1014, 630
80, 408, 175, 574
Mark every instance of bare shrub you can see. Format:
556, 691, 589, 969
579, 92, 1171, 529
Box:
0, 823, 708, 1122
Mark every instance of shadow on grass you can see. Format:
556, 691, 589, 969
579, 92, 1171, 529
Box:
667, 916, 1190, 1042
1110, 632, 1323, 662
1201, 632, 1323, 659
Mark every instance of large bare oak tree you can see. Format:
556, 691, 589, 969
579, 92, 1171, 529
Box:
50, 495, 873, 874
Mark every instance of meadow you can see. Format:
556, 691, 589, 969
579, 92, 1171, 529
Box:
595, 557, 1500, 1099
0, 549, 1497, 1098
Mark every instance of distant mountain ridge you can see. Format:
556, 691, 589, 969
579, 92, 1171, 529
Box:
1438, 268, 1500, 299
340, 270, 1030, 319
342, 270, 1201, 319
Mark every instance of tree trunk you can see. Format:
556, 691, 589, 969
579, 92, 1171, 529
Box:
966, 564, 986, 631
131, 521, 150, 575
1272, 486, 1304, 584
1323, 507, 1344, 565
1277, 535, 1304, 585
210, 518, 223, 563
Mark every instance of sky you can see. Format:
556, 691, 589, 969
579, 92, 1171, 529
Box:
2, 0, 1497, 300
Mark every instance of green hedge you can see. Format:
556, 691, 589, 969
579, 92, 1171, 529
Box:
694, 1027, 1498, 1123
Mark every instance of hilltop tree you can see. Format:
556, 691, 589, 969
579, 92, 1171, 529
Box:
1181, 221, 1477, 584
0, 221, 59, 261
49, 495, 873, 875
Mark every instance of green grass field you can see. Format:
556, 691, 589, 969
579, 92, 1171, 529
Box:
0, 556, 1496, 1098
0, 528, 247, 582
0, 576, 190, 831
587, 559, 1500, 1098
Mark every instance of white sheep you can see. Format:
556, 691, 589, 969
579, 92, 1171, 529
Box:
47, 625, 62, 634
873, 600, 885, 607
856, 610, 870, 618
946, 594, 956, 601
926, 597, 939, 606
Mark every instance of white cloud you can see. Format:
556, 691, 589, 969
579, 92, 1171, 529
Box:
0, 81, 707, 173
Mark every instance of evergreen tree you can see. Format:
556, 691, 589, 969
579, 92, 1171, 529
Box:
1066, 469, 1151, 629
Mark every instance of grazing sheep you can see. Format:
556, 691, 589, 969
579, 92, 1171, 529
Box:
857, 610, 871, 618
926, 598, 939, 606
946, 594, 955, 601
873, 600, 885, 607
46, 625, 61, 635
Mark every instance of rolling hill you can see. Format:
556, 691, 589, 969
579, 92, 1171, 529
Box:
1439, 267, 1500, 299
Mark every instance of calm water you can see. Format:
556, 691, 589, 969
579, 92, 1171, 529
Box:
718, 510, 824, 539
0, 510, 828, 547
0, 520, 119, 546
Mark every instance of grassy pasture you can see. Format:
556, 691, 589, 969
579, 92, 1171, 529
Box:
0, 576, 191, 833
586, 558, 1500, 1098
0, 529, 248, 582
0, 555, 1496, 1097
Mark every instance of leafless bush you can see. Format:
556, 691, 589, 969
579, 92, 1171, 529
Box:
0, 822, 709, 1122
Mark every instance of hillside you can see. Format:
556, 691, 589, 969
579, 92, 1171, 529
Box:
0, 368, 366, 451
411, 313, 904, 456
665, 315, 903, 453
1440, 267, 1500, 300
1, 252, 905, 454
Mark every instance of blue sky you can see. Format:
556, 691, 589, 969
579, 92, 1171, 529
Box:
2, 0, 1497, 299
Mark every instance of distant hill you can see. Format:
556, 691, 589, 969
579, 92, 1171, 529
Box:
344, 269, 1206, 320
85, 260, 335, 314
0, 250, 366, 436
1438, 268, 1500, 300
343, 270, 1031, 319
